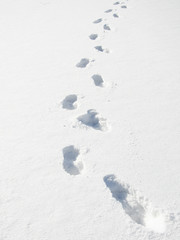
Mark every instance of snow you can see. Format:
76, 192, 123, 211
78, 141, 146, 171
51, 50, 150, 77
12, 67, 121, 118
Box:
0, 0, 180, 239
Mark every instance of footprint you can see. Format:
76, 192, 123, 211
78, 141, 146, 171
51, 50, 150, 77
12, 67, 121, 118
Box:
113, 1, 120, 5
76, 58, 89, 68
105, 9, 113, 13
103, 24, 111, 31
93, 18, 102, 24
89, 34, 98, 40
78, 109, 108, 131
94, 46, 109, 53
62, 94, 77, 110
63, 145, 83, 175
113, 13, 119, 18
121, 5, 127, 8
95, 46, 104, 52
104, 175, 166, 233
92, 74, 104, 87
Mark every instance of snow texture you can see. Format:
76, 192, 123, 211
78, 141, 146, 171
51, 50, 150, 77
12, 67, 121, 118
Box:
1, 0, 180, 239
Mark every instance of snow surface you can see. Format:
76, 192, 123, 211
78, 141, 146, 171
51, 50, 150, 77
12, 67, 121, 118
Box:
0, 0, 180, 239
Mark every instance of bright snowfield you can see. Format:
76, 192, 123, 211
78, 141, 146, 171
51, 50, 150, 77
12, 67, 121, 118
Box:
0, 0, 180, 239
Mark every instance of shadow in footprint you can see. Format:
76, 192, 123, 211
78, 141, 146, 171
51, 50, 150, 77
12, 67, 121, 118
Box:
95, 46, 109, 53
113, 13, 119, 18
104, 24, 111, 31
93, 18, 102, 24
114, 1, 120, 5
121, 5, 127, 8
105, 9, 112, 13
78, 109, 108, 131
76, 58, 89, 68
104, 175, 166, 233
63, 145, 83, 175
95, 46, 104, 52
89, 34, 98, 40
92, 74, 104, 87
62, 94, 77, 110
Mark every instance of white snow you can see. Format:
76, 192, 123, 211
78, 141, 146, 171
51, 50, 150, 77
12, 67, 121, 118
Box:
0, 0, 180, 239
